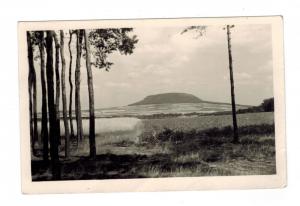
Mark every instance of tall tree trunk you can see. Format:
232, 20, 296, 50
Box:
28, 80, 34, 154
26, 31, 36, 156
46, 31, 60, 180
60, 30, 70, 158
53, 33, 61, 143
27, 31, 38, 153
68, 31, 75, 138
83, 30, 96, 159
226, 25, 239, 143
38, 31, 49, 161
75, 30, 83, 142
32, 67, 38, 146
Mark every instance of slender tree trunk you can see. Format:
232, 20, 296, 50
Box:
53, 33, 61, 143
27, 31, 38, 153
28, 80, 34, 154
46, 31, 60, 180
68, 31, 75, 138
32, 68, 38, 146
83, 30, 96, 159
26, 31, 35, 156
75, 30, 83, 142
60, 30, 70, 158
38, 31, 49, 161
226, 25, 239, 143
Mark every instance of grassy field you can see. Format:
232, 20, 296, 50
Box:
142, 112, 274, 133
31, 112, 276, 181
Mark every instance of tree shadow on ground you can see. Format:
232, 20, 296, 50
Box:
31, 153, 207, 181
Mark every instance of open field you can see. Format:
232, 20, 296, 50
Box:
142, 112, 274, 133
32, 112, 275, 181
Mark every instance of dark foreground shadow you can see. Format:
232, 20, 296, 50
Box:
31, 153, 206, 181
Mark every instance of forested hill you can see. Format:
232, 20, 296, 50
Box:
129, 93, 203, 106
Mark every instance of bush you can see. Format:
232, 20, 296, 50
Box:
261, 98, 274, 112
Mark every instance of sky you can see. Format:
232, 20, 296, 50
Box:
35, 24, 273, 109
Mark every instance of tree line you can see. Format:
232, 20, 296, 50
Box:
27, 29, 138, 179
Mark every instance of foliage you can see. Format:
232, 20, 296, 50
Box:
27, 31, 43, 60
181, 26, 207, 38
237, 97, 274, 113
260, 97, 274, 112
88, 28, 138, 71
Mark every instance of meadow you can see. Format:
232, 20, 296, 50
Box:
31, 112, 276, 180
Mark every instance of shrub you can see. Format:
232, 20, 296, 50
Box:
261, 98, 274, 112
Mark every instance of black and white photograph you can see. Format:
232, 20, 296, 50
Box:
18, 16, 286, 193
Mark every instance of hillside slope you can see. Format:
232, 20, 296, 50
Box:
129, 93, 203, 106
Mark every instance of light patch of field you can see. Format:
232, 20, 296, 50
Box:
67, 117, 143, 156
38, 117, 143, 136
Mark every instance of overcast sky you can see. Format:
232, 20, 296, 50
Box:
35, 24, 273, 109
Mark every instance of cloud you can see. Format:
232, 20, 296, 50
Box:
137, 44, 173, 55
236, 72, 252, 80
127, 71, 140, 78
257, 59, 273, 72
134, 27, 163, 44
141, 64, 171, 76
231, 24, 272, 45
161, 78, 172, 84
105, 82, 131, 89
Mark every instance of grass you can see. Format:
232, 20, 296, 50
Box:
31, 112, 276, 181
142, 112, 274, 133
137, 122, 275, 177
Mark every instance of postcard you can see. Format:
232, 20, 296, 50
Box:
18, 16, 286, 193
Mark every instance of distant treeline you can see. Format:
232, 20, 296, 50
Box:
134, 97, 275, 119
236, 97, 274, 114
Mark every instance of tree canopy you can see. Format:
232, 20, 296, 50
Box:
88, 28, 138, 71
181, 26, 207, 38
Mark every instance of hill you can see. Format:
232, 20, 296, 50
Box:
129, 93, 203, 106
